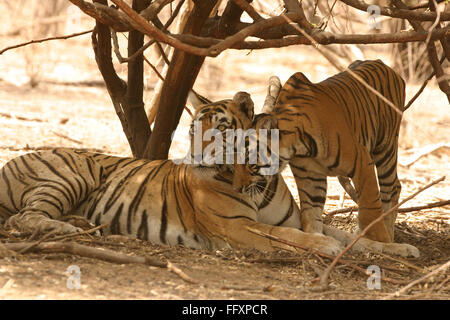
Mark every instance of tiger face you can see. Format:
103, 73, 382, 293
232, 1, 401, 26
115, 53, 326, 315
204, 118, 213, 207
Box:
232, 113, 292, 194
187, 91, 255, 167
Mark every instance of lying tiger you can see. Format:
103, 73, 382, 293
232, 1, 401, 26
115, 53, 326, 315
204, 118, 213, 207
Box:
233, 60, 419, 257
0, 79, 418, 257
0, 91, 343, 255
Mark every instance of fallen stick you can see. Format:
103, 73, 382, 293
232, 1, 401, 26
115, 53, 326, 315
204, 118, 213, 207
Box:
3, 241, 197, 284
51, 131, 83, 145
0, 112, 45, 122
4, 241, 165, 267
18, 223, 108, 254
326, 199, 450, 216
384, 260, 450, 299
399, 143, 450, 167
319, 175, 446, 289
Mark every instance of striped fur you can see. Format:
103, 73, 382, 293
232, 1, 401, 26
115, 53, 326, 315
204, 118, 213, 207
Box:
235, 60, 409, 244
0, 93, 345, 256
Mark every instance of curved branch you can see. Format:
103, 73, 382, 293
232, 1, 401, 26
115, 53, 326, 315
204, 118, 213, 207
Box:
173, 27, 449, 49
340, 0, 450, 21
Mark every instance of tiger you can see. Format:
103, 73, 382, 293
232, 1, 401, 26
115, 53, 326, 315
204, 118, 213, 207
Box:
232, 60, 420, 257
0, 90, 346, 256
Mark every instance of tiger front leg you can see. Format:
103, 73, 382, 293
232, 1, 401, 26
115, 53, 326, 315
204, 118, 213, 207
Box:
351, 148, 392, 243
323, 225, 419, 257
221, 219, 343, 256
291, 169, 327, 234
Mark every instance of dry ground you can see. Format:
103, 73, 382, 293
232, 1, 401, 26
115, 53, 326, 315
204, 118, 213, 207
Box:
0, 17, 449, 300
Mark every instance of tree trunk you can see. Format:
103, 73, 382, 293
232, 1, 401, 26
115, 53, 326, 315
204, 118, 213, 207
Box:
144, 0, 219, 160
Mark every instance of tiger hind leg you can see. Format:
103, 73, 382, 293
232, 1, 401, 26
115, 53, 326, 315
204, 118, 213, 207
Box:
373, 143, 402, 242
2, 150, 104, 235
6, 181, 85, 235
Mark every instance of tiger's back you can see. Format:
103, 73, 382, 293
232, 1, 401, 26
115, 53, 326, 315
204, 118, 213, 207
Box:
277, 59, 405, 158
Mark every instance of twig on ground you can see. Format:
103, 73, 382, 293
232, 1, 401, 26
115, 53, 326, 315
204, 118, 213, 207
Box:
319, 176, 446, 290
167, 261, 199, 284
19, 230, 59, 254
0, 145, 112, 154
0, 29, 93, 55
0, 112, 45, 122
51, 131, 83, 145
4, 241, 198, 284
246, 227, 409, 285
326, 199, 450, 216
399, 142, 450, 167
384, 260, 450, 299
376, 252, 424, 273
18, 223, 108, 254
50, 223, 109, 242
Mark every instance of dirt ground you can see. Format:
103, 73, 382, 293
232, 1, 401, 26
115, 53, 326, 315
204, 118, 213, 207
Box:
0, 10, 449, 300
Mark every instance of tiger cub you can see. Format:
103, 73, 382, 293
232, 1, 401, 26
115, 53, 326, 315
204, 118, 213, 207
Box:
233, 60, 419, 256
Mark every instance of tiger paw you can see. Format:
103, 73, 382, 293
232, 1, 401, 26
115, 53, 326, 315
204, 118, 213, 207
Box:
350, 237, 420, 258
310, 233, 344, 256
7, 213, 83, 235
376, 242, 420, 258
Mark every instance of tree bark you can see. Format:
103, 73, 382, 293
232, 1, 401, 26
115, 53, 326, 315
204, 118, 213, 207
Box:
144, 0, 217, 159
126, 0, 152, 157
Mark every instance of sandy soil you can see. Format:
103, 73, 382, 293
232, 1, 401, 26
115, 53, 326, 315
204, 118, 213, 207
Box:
0, 11, 449, 300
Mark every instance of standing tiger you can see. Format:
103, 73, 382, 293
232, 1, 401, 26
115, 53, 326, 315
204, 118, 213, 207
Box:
233, 60, 418, 254
0, 91, 346, 256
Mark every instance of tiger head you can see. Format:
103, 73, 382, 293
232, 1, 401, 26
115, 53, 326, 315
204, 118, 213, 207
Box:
232, 110, 317, 194
186, 91, 255, 170
232, 113, 289, 194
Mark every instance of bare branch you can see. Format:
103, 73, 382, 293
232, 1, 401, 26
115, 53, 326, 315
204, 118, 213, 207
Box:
424, 0, 441, 47
326, 199, 450, 216
385, 260, 450, 299
340, 0, 450, 21
232, 0, 263, 21
408, 0, 446, 10
392, 0, 450, 103
67, 0, 449, 57
69, 0, 136, 31
140, 0, 174, 21
174, 27, 449, 49
404, 54, 445, 110
208, 12, 310, 56
0, 29, 93, 55
110, 0, 211, 56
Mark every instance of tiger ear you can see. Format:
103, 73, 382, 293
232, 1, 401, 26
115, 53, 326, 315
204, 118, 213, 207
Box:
188, 90, 211, 111
233, 91, 254, 119
256, 114, 278, 131
262, 76, 281, 113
